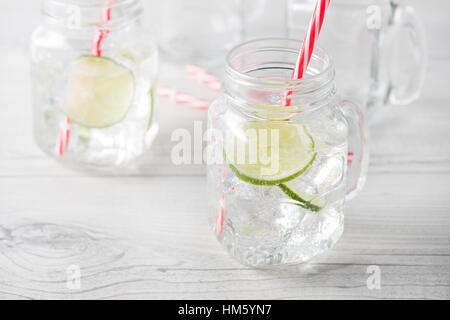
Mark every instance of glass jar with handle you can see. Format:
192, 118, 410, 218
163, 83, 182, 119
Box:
30, 0, 159, 170
151, 0, 267, 67
206, 39, 369, 267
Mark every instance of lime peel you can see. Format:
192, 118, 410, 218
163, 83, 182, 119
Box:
228, 153, 317, 186
278, 183, 326, 212
147, 85, 155, 130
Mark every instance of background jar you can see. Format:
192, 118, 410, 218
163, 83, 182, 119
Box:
286, 0, 427, 118
207, 38, 368, 267
30, 0, 158, 170
148, 0, 267, 67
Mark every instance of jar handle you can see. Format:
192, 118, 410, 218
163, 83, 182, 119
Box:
382, 1, 428, 106
339, 98, 370, 200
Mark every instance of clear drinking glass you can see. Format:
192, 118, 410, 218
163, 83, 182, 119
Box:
207, 39, 369, 267
30, 0, 158, 170
153, 0, 266, 67
286, 0, 427, 115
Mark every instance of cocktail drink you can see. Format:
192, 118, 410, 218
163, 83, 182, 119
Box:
30, 0, 158, 169
207, 39, 368, 267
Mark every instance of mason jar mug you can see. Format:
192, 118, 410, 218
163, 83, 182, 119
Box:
153, 0, 267, 67
30, 0, 159, 170
286, 0, 427, 116
207, 38, 369, 267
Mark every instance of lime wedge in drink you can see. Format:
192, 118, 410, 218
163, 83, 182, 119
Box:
224, 121, 317, 186
62, 56, 135, 128
278, 183, 327, 212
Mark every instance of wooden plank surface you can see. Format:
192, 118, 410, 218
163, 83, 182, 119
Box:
0, 0, 449, 300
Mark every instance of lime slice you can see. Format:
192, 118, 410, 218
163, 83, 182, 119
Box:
278, 183, 327, 212
62, 56, 135, 128
225, 121, 317, 186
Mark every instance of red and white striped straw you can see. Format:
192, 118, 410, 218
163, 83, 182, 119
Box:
289, 1, 355, 167
292, 0, 331, 80
90, 6, 112, 57
157, 85, 211, 110
185, 64, 222, 93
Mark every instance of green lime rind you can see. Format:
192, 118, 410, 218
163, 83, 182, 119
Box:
60, 109, 134, 130
147, 85, 155, 130
304, 125, 315, 150
227, 152, 317, 186
278, 183, 325, 213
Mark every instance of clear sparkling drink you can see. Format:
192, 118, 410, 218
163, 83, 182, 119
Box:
207, 39, 369, 267
30, 0, 158, 170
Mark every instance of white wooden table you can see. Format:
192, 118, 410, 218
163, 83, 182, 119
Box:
0, 0, 449, 300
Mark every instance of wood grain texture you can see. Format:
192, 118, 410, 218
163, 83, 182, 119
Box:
0, 0, 449, 300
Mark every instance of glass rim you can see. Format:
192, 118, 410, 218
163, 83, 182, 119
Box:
42, 0, 142, 29
225, 38, 335, 90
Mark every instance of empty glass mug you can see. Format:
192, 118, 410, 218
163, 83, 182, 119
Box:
286, 0, 427, 116
30, 0, 158, 170
152, 0, 266, 67
207, 39, 369, 267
